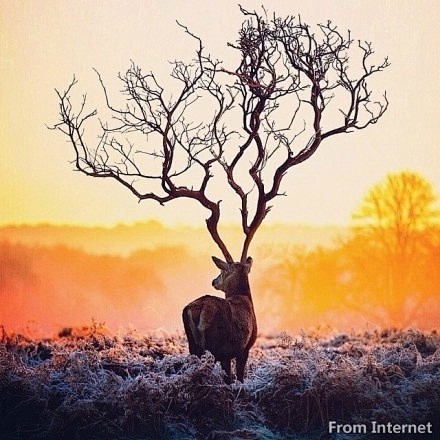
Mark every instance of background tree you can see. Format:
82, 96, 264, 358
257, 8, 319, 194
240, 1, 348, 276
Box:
256, 172, 439, 330
346, 171, 439, 325
52, 7, 389, 265
256, 244, 351, 330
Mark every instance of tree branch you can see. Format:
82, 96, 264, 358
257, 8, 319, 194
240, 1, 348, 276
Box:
52, 7, 389, 264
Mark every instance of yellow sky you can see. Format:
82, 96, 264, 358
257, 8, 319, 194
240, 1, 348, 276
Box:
1, 0, 439, 227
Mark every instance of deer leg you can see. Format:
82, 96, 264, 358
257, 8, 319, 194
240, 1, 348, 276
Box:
185, 329, 198, 355
236, 350, 249, 382
221, 359, 232, 384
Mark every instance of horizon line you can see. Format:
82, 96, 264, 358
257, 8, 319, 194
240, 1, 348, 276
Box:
0, 218, 351, 230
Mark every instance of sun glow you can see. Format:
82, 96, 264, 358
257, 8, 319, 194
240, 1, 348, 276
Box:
1, 1, 439, 228
1, 214, 438, 337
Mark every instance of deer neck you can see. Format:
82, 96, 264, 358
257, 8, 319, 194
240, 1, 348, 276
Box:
225, 277, 252, 300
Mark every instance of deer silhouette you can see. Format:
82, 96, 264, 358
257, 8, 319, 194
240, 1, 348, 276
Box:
182, 256, 257, 383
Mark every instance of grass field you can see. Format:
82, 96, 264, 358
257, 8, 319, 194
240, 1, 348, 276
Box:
1, 325, 439, 439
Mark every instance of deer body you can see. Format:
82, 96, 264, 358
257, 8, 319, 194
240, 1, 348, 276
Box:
182, 256, 257, 383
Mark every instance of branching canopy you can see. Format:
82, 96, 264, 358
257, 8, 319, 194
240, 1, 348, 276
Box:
52, 7, 389, 263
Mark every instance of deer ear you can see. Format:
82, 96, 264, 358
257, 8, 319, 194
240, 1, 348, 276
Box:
212, 256, 228, 270
245, 256, 253, 272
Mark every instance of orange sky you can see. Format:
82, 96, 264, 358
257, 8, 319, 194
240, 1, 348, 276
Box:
1, 0, 439, 227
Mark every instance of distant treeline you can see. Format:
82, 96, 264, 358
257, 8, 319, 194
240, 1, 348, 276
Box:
1, 228, 438, 337
0, 241, 201, 334
0, 221, 345, 256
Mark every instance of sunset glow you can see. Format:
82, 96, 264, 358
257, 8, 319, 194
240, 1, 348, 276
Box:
2, 7, 439, 440
1, 1, 439, 227
1, 2, 439, 337
1, 215, 438, 335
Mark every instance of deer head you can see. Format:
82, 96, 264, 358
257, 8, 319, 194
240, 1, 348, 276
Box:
211, 256, 253, 298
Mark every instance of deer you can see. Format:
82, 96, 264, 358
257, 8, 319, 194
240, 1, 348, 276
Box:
182, 256, 257, 383
54, 6, 389, 383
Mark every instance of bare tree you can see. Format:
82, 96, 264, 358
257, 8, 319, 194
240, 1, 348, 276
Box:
52, 7, 389, 265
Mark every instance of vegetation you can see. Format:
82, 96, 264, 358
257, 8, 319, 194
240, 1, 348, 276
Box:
1, 326, 439, 439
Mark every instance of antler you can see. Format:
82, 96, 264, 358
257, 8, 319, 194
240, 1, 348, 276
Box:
219, 9, 389, 263
52, 26, 235, 263
52, 8, 388, 265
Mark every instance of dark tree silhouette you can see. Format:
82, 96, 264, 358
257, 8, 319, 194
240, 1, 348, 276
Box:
52, 7, 389, 264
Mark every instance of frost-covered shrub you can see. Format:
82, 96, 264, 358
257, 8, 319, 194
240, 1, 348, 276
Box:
0, 327, 439, 439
